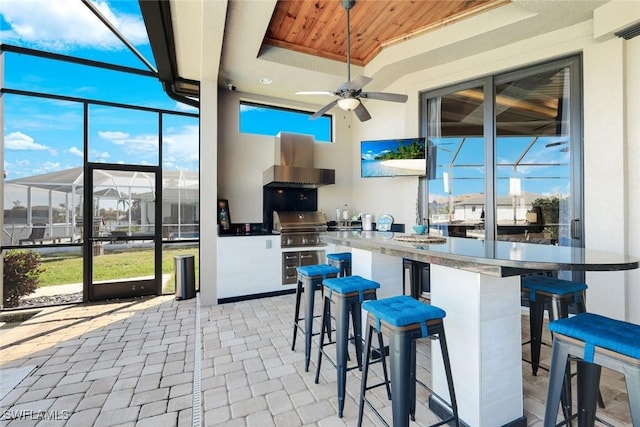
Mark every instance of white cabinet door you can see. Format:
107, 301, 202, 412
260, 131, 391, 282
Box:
217, 236, 282, 299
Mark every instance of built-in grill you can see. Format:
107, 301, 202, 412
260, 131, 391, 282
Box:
273, 211, 328, 284
273, 211, 327, 247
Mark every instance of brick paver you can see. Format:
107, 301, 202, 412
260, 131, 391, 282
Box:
0, 296, 196, 426
1, 292, 634, 426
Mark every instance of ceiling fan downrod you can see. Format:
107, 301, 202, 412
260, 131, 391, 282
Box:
342, 0, 355, 84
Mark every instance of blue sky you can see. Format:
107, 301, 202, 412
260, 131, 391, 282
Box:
1, 0, 199, 180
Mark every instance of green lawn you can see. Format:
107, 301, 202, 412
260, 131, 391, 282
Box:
37, 246, 199, 293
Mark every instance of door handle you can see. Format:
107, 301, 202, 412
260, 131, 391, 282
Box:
571, 218, 581, 240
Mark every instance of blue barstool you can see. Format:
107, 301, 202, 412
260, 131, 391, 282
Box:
314, 275, 387, 417
544, 313, 640, 427
327, 252, 352, 277
521, 274, 588, 375
357, 295, 459, 427
522, 274, 606, 421
292, 264, 340, 372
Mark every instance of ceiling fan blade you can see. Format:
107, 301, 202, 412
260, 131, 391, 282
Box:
361, 92, 408, 103
341, 75, 372, 91
296, 91, 336, 96
353, 102, 371, 122
310, 99, 339, 120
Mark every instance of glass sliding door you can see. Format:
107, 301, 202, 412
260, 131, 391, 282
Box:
495, 58, 582, 247
425, 81, 488, 239
422, 56, 583, 248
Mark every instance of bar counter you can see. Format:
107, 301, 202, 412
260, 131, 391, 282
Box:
321, 231, 639, 427
321, 230, 639, 276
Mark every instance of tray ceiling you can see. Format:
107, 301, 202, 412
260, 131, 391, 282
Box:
263, 0, 509, 66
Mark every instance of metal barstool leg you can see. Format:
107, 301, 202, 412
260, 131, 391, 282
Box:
529, 296, 546, 376
544, 339, 571, 427
292, 280, 303, 351
623, 364, 640, 425
378, 331, 391, 400
304, 279, 317, 372
390, 330, 414, 427
314, 296, 330, 384
549, 298, 573, 423
335, 294, 350, 417
437, 326, 460, 426
350, 300, 364, 369
357, 324, 374, 427
576, 361, 601, 427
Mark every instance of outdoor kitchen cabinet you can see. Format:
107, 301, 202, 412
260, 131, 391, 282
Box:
217, 235, 283, 300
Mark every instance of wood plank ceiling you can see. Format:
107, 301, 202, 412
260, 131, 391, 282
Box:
264, 0, 509, 66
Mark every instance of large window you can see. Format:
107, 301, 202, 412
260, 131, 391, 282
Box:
422, 56, 582, 247
2, 44, 199, 309
239, 101, 333, 142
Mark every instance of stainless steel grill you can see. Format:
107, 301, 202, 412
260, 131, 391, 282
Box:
273, 211, 327, 248
273, 211, 327, 284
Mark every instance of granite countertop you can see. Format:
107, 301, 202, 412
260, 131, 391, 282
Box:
321, 230, 639, 277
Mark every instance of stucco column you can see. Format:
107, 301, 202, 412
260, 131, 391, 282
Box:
198, 0, 227, 306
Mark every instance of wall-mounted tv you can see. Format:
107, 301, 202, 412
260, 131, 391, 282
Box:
361, 137, 426, 177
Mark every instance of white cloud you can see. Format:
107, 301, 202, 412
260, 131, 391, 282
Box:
0, 0, 148, 51
163, 125, 199, 164
99, 129, 158, 153
89, 149, 110, 162
69, 146, 83, 158
98, 130, 130, 141
5, 131, 52, 152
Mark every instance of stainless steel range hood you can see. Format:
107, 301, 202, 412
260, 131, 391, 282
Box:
263, 132, 335, 188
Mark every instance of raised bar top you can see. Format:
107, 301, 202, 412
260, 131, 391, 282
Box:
321, 231, 639, 277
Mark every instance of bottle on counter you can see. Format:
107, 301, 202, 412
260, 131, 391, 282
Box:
220, 207, 229, 230
336, 207, 341, 222
342, 204, 349, 220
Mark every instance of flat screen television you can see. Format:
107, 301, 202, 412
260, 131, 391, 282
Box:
361, 137, 426, 177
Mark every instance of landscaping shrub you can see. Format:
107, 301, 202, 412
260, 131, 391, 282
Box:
3, 250, 44, 308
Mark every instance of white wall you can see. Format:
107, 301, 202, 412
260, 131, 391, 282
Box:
625, 35, 640, 324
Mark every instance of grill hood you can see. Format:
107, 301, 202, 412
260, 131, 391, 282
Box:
263, 132, 335, 188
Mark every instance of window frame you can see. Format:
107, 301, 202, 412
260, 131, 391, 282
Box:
420, 55, 583, 247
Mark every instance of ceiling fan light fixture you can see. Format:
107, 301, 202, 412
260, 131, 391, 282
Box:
337, 97, 360, 111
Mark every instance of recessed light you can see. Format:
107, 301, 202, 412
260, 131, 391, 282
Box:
259, 77, 272, 85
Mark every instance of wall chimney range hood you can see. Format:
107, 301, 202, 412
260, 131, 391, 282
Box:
263, 132, 335, 188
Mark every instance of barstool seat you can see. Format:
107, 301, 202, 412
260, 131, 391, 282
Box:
358, 295, 459, 427
327, 252, 352, 277
314, 275, 382, 417
544, 313, 640, 427
292, 264, 340, 372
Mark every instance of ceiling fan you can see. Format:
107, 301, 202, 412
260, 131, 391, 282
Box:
296, 0, 408, 122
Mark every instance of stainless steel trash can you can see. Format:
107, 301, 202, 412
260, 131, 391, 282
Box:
175, 255, 196, 300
